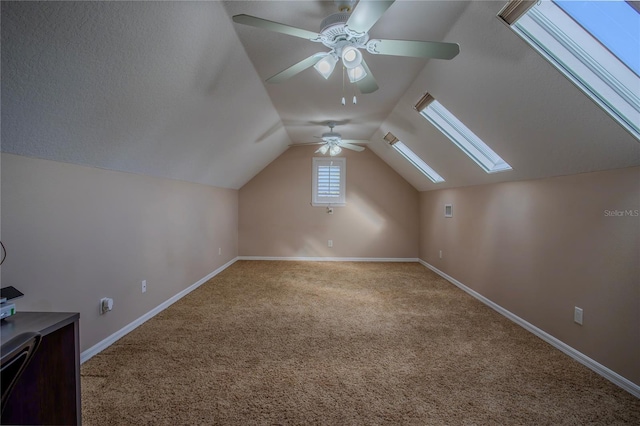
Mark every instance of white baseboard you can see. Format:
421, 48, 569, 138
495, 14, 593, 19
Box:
238, 256, 419, 262
418, 259, 640, 398
80, 257, 239, 364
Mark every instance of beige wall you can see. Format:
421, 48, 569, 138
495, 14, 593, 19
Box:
239, 146, 419, 258
419, 167, 640, 384
1, 154, 238, 351
4, 149, 636, 386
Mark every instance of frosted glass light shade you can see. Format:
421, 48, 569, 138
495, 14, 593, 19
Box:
347, 65, 367, 82
341, 46, 362, 69
314, 54, 338, 79
317, 144, 330, 155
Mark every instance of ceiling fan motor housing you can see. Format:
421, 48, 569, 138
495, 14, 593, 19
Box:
319, 12, 369, 51
322, 132, 342, 142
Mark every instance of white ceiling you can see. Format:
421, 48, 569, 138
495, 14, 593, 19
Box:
2, 1, 639, 191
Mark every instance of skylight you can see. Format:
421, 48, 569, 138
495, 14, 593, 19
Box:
555, 1, 639, 75
384, 133, 444, 183
499, 0, 640, 140
417, 98, 512, 173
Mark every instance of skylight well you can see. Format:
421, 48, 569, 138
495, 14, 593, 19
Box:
384, 132, 445, 183
498, 0, 640, 140
415, 94, 512, 174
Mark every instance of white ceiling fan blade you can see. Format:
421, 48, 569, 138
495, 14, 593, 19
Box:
341, 140, 370, 144
340, 143, 366, 152
288, 142, 325, 146
232, 14, 321, 40
356, 59, 378, 94
367, 39, 460, 60
266, 54, 326, 83
346, 1, 395, 35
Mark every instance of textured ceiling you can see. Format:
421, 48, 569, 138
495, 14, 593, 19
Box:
1, 1, 287, 189
2, 1, 639, 191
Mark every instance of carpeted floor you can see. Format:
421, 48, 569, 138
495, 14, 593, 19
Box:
82, 261, 639, 425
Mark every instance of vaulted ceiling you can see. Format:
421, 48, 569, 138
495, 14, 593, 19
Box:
2, 1, 639, 191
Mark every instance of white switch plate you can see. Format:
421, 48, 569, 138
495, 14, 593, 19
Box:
142, 280, 147, 293
218, 247, 222, 255
328, 240, 333, 248
439, 250, 442, 259
574, 306, 583, 325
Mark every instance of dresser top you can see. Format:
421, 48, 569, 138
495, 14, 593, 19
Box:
0, 311, 79, 343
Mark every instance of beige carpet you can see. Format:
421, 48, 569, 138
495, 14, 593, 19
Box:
82, 261, 639, 425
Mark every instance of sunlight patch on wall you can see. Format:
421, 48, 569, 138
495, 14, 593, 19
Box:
350, 193, 387, 234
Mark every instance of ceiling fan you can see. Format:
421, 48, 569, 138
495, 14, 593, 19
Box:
290, 121, 369, 156
232, 0, 460, 94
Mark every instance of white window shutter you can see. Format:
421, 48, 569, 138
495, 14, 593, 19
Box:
312, 158, 346, 206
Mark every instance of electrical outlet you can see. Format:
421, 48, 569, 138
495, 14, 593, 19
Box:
328, 240, 333, 248
218, 247, 222, 255
141, 280, 147, 293
100, 297, 113, 314
574, 306, 583, 325
439, 250, 443, 259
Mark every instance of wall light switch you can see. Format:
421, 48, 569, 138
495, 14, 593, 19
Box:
328, 240, 333, 248
142, 280, 147, 293
574, 306, 583, 325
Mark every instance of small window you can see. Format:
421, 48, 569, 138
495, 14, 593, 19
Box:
498, 0, 640, 140
312, 157, 346, 206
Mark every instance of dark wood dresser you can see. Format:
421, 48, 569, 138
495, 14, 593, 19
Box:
1, 311, 81, 425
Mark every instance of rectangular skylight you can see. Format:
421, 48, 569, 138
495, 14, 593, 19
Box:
418, 100, 512, 173
385, 133, 444, 183
500, 0, 640, 140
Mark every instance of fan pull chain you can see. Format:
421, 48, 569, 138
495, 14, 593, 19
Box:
352, 81, 357, 104
341, 66, 346, 106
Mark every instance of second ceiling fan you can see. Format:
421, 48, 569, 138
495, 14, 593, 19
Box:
290, 121, 369, 156
232, 0, 460, 94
